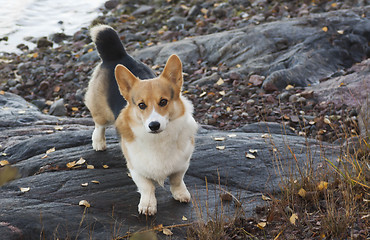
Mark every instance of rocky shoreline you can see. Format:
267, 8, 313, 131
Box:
0, 1, 369, 239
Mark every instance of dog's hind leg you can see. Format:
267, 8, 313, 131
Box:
169, 170, 191, 203
92, 123, 106, 151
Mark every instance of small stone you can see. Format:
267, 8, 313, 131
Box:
246, 99, 255, 105
104, 0, 119, 10
37, 37, 53, 48
132, 5, 154, 16
248, 75, 265, 86
49, 99, 67, 116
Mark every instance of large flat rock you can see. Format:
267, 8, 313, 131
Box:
0, 93, 341, 239
133, 7, 370, 91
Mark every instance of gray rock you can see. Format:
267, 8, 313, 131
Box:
36, 37, 53, 48
49, 98, 67, 116
132, 5, 154, 16
79, 50, 100, 63
0, 93, 340, 239
132, 7, 370, 91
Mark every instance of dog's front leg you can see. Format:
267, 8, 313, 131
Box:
92, 123, 106, 151
130, 170, 157, 215
169, 171, 191, 203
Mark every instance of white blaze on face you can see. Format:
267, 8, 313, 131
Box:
144, 108, 168, 133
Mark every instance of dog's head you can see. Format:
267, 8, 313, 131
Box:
115, 55, 185, 134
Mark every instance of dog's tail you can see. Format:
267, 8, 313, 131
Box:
90, 25, 126, 62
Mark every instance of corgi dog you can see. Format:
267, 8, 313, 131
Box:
85, 25, 198, 215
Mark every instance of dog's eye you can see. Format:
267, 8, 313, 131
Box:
159, 99, 168, 107
138, 102, 147, 110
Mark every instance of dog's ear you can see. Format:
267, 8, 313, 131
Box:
115, 64, 138, 99
161, 54, 183, 91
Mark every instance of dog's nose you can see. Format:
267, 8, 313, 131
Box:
149, 121, 160, 131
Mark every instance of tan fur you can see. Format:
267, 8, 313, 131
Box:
85, 65, 115, 126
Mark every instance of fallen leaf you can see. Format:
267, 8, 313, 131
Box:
76, 157, 86, 165
249, 149, 258, 153
199, 91, 207, 97
215, 98, 222, 103
79, 200, 91, 208
216, 78, 224, 85
298, 188, 306, 198
290, 213, 298, 225
285, 84, 294, 90
322, 26, 328, 32
81, 183, 88, 187
226, 107, 231, 112
337, 30, 344, 34
0, 160, 9, 166
54, 86, 60, 92
91, 180, 100, 184
54, 126, 63, 131
257, 222, 266, 229
228, 134, 237, 138
214, 137, 225, 141
66, 161, 76, 168
18, 110, 26, 114
182, 216, 188, 221
103, 165, 109, 169
216, 146, 225, 150
261, 133, 271, 138
33, 52, 38, 58
262, 194, 271, 201
323, 118, 331, 124
0, 90, 5, 95
46, 147, 56, 154
86, 164, 94, 169
71, 107, 79, 111
87, 48, 93, 53
317, 181, 328, 191
219, 90, 225, 96
162, 228, 173, 236
246, 153, 256, 159
20, 187, 30, 193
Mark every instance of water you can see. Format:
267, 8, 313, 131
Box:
0, 0, 105, 53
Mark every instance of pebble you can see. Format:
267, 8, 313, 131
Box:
49, 99, 67, 116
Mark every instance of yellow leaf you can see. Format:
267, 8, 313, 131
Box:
54, 126, 63, 131
87, 164, 94, 169
285, 84, 294, 90
76, 157, 86, 165
337, 30, 344, 34
0, 90, 5, 95
0, 160, 9, 166
199, 91, 207, 97
71, 107, 79, 111
331, 3, 337, 7
81, 182, 88, 187
261, 133, 271, 138
215, 98, 222, 103
219, 90, 225, 96
79, 200, 90, 208
317, 181, 328, 191
162, 228, 173, 236
298, 188, 306, 198
103, 165, 109, 169
147, 42, 154, 46
246, 153, 256, 159
290, 213, 298, 225
214, 137, 225, 141
236, 64, 241, 68
20, 187, 30, 192
257, 222, 266, 229
33, 52, 38, 58
91, 180, 100, 184
182, 216, 188, 221
226, 107, 231, 112
66, 161, 76, 168
46, 147, 56, 154
322, 26, 328, 32
216, 146, 225, 150
262, 194, 271, 201
87, 48, 93, 53
216, 78, 224, 85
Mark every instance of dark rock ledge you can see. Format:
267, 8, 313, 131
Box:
0, 92, 340, 239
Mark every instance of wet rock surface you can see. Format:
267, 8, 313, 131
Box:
0, 92, 341, 239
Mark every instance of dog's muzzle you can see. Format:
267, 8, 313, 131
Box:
148, 121, 161, 133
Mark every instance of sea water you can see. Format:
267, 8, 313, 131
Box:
0, 0, 105, 53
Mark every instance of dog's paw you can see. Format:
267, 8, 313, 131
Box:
171, 187, 191, 203
138, 201, 157, 216
92, 140, 106, 151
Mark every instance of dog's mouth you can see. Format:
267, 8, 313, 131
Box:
149, 130, 162, 134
